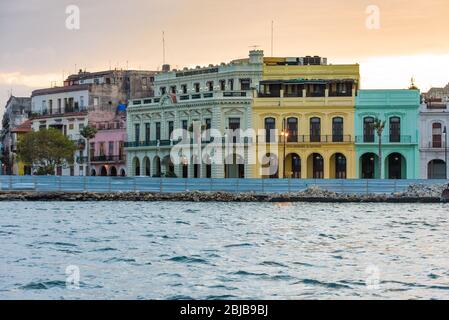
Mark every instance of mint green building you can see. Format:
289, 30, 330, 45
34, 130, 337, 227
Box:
355, 90, 420, 179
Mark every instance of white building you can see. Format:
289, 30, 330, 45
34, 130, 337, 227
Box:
31, 85, 90, 175
419, 97, 449, 179
125, 50, 265, 178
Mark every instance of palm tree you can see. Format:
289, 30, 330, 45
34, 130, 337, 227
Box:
80, 126, 97, 176
373, 118, 386, 179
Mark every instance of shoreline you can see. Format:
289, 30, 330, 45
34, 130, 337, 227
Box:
0, 191, 446, 203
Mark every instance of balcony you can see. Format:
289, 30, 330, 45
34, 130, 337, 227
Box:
91, 155, 126, 163
355, 135, 413, 144
258, 135, 353, 144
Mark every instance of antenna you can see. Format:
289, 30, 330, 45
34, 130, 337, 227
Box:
249, 45, 260, 51
271, 20, 274, 56
162, 31, 166, 65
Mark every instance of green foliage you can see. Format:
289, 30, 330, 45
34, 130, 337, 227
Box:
373, 118, 386, 136
17, 128, 77, 175
80, 126, 97, 140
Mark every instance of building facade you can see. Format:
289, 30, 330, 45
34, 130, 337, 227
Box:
252, 57, 360, 179
419, 97, 449, 179
355, 90, 420, 179
31, 69, 156, 176
126, 51, 264, 178
0, 96, 32, 175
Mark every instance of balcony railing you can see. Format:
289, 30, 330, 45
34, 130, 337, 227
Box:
76, 155, 126, 164
125, 137, 254, 148
91, 155, 126, 163
355, 135, 413, 143
258, 135, 353, 143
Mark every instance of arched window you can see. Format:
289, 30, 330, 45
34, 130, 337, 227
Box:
432, 123, 442, 148
332, 117, 344, 142
264, 117, 276, 143
363, 117, 375, 142
389, 117, 401, 142
286, 117, 298, 142
310, 117, 321, 142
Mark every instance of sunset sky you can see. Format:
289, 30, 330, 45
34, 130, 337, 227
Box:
1, 0, 449, 112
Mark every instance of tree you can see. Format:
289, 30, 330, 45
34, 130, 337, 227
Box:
17, 129, 77, 175
80, 126, 97, 176
373, 118, 386, 179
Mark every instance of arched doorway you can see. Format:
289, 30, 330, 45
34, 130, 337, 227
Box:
120, 169, 126, 177
143, 157, 151, 176
91, 169, 97, 176
153, 156, 161, 177
133, 157, 140, 176
285, 153, 301, 178
261, 153, 279, 179
225, 154, 245, 179
428, 160, 446, 179
330, 153, 347, 179
163, 155, 175, 177
110, 166, 117, 177
386, 153, 406, 179
307, 153, 324, 179
360, 153, 378, 179
100, 166, 108, 176
203, 155, 212, 178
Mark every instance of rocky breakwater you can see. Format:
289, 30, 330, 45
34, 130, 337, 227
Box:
0, 184, 448, 202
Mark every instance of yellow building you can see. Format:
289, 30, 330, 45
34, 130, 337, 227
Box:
10, 120, 33, 175
252, 56, 360, 179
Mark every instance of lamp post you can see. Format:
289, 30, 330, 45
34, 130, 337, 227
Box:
444, 126, 447, 179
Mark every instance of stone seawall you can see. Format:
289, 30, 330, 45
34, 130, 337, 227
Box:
0, 184, 447, 203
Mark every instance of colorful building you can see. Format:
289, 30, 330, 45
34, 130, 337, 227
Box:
355, 90, 420, 179
0, 96, 31, 175
125, 51, 264, 178
419, 96, 449, 179
31, 69, 156, 176
252, 56, 360, 179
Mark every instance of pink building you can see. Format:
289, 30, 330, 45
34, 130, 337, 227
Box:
88, 110, 127, 176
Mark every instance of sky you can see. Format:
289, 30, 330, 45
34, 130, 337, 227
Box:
1, 0, 449, 111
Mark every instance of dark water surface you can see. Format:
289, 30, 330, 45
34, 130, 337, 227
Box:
1, 202, 449, 299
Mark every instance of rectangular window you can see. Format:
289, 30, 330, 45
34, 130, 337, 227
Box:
194, 83, 200, 93
80, 96, 84, 109
228, 79, 234, 91
57, 99, 62, 114
207, 81, 214, 91
145, 123, 151, 143
168, 121, 174, 139
155, 122, 161, 140
220, 80, 226, 91
181, 84, 187, 94
134, 124, 140, 143
182, 120, 188, 139
99, 142, 105, 156
90, 142, 95, 159
69, 123, 74, 130
170, 86, 177, 94
49, 100, 53, 114
94, 97, 99, 107
205, 118, 211, 140
240, 78, 251, 90
160, 87, 166, 95
79, 123, 85, 130
109, 141, 114, 156
42, 100, 47, 113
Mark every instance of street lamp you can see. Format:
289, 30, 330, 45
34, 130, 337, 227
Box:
444, 126, 447, 179
281, 130, 289, 178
